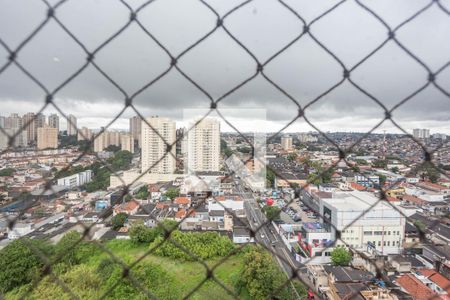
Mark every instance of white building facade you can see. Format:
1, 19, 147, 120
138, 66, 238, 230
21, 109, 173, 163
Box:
319, 191, 405, 255
141, 117, 176, 174
187, 118, 220, 173
57, 170, 93, 189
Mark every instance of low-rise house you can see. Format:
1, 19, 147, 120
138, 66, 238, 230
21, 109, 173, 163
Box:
232, 226, 253, 244
113, 200, 140, 216
396, 273, 443, 300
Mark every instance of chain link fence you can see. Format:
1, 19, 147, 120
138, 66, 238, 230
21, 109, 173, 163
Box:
0, 0, 450, 299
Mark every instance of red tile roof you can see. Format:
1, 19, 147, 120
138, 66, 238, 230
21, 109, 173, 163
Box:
396, 274, 438, 300
350, 182, 365, 191
419, 269, 450, 295
174, 197, 190, 205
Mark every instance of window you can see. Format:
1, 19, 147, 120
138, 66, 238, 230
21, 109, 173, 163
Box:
374, 231, 383, 236
315, 252, 322, 257
364, 231, 373, 236
383, 241, 386, 246
378, 241, 381, 246
388, 231, 391, 235
387, 241, 390, 246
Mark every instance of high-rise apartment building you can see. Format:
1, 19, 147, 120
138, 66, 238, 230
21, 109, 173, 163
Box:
5, 113, 22, 129
0, 116, 5, 128
121, 133, 134, 153
0, 128, 28, 150
77, 127, 93, 141
413, 128, 430, 139
22, 112, 36, 144
281, 135, 293, 150
37, 126, 58, 150
93, 130, 109, 152
186, 118, 220, 173
67, 114, 77, 136
141, 117, 176, 174
130, 116, 141, 147
48, 114, 59, 132
108, 131, 121, 147
36, 113, 46, 129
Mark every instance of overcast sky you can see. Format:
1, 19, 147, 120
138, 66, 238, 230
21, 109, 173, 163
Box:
0, 0, 449, 134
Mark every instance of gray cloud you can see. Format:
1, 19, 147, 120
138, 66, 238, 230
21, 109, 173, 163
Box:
0, 0, 449, 133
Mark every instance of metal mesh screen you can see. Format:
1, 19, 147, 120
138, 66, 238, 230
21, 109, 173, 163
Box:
1, 0, 449, 299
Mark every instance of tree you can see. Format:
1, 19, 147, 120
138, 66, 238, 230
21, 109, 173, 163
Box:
165, 188, 179, 200
54, 231, 83, 266
237, 247, 306, 299
331, 246, 352, 266
266, 168, 275, 188
413, 220, 426, 233
111, 213, 127, 230
262, 205, 281, 221
390, 166, 399, 173
129, 221, 156, 244
105, 144, 121, 153
0, 168, 15, 177
0, 239, 51, 293
135, 185, 149, 200
287, 153, 297, 161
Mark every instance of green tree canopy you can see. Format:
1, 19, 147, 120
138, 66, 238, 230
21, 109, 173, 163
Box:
331, 246, 352, 266
0, 239, 51, 293
165, 188, 179, 200
0, 168, 15, 177
262, 205, 281, 221
237, 247, 306, 299
111, 213, 128, 231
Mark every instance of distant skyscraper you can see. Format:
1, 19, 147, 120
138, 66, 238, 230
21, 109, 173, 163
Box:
77, 127, 93, 141
281, 135, 293, 150
93, 129, 109, 152
22, 112, 36, 144
67, 114, 77, 136
0, 128, 28, 150
37, 126, 58, 150
36, 113, 46, 129
187, 118, 220, 173
5, 113, 22, 129
0, 116, 5, 128
121, 133, 134, 153
130, 116, 141, 147
108, 131, 121, 147
412, 128, 430, 139
141, 117, 176, 174
48, 114, 59, 132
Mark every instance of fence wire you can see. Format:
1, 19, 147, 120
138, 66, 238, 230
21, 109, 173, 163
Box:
0, 0, 450, 299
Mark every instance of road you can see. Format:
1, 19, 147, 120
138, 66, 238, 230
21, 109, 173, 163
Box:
233, 176, 314, 297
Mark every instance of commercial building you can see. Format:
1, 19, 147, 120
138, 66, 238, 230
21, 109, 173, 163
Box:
186, 118, 220, 173
37, 126, 58, 150
67, 114, 77, 136
318, 191, 405, 255
281, 135, 293, 150
129, 115, 141, 147
141, 117, 176, 174
48, 114, 59, 132
57, 170, 93, 189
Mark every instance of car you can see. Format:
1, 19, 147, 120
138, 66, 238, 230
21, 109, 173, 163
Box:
260, 234, 265, 239
271, 241, 276, 247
